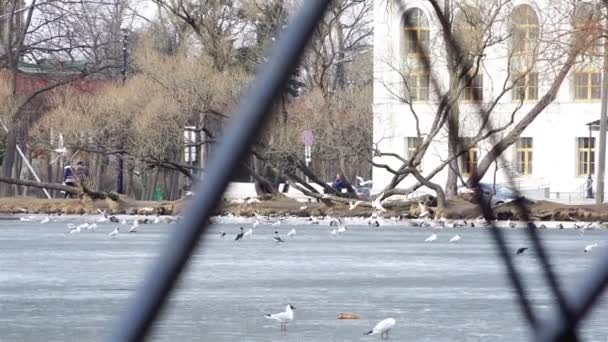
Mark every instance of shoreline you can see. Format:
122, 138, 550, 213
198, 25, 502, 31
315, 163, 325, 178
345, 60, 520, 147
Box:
1, 196, 608, 224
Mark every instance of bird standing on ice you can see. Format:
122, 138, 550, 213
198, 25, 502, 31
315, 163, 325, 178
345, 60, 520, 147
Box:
364, 317, 396, 339
287, 228, 296, 238
40, 216, 50, 224
108, 227, 119, 238
271, 220, 281, 227
331, 228, 337, 236
129, 220, 139, 233
265, 304, 295, 330
253, 219, 260, 228
273, 231, 285, 243
337, 226, 347, 234
243, 228, 253, 238
449, 234, 461, 243
235, 227, 245, 241
584, 243, 598, 253
372, 194, 387, 213
424, 233, 437, 242
69, 226, 81, 234
516, 247, 528, 255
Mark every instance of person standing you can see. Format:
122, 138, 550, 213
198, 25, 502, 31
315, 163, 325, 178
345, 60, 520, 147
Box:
63, 163, 76, 198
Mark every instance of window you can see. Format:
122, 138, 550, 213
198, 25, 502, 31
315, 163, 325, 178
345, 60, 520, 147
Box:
513, 73, 538, 101
577, 137, 595, 176
574, 2, 602, 56
405, 137, 423, 170
463, 74, 483, 102
574, 71, 601, 101
512, 5, 539, 56
454, 7, 483, 56
460, 138, 478, 176
516, 138, 533, 175
406, 73, 430, 101
184, 126, 197, 164
403, 8, 430, 56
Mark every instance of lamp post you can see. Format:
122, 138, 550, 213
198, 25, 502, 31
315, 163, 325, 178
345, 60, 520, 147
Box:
117, 28, 128, 194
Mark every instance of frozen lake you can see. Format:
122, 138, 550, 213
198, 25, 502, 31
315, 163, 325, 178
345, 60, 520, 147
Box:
1, 219, 608, 341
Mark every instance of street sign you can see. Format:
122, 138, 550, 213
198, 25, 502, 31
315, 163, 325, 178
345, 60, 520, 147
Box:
302, 129, 314, 146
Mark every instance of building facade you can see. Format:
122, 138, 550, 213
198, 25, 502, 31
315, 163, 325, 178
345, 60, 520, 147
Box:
373, 0, 607, 201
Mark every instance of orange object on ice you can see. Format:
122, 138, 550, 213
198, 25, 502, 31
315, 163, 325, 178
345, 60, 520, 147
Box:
337, 313, 360, 319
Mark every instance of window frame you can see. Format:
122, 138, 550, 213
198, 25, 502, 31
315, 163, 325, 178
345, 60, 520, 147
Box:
515, 137, 533, 176
574, 71, 602, 101
577, 137, 596, 177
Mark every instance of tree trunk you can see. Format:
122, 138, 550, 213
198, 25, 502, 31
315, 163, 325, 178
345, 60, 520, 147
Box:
1, 131, 17, 196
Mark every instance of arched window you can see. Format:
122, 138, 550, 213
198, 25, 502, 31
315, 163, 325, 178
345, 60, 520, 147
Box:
574, 2, 602, 56
454, 7, 483, 56
512, 5, 539, 56
403, 8, 430, 56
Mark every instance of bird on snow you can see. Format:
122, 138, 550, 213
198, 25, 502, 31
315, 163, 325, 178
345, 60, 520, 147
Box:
337, 226, 347, 234
69, 226, 81, 234
243, 228, 253, 238
357, 176, 373, 186
235, 227, 245, 241
372, 194, 387, 213
349, 201, 364, 211
363, 317, 396, 340
108, 227, 119, 238
368, 220, 380, 228
271, 220, 281, 227
264, 304, 295, 330
252, 219, 260, 228
40, 216, 50, 224
584, 243, 599, 253
331, 228, 337, 236
516, 247, 528, 255
449, 234, 461, 243
153, 215, 161, 224
418, 202, 430, 219
424, 233, 437, 242
129, 220, 139, 233
287, 228, 296, 238
273, 231, 285, 243
67, 223, 76, 230
219, 231, 226, 238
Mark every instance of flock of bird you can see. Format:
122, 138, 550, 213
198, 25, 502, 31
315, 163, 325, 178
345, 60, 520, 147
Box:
21, 209, 169, 238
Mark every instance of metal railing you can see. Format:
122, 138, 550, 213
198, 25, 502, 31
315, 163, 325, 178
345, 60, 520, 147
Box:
108, 1, 608, 341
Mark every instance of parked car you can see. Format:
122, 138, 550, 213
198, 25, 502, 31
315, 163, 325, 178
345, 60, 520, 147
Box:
459, 183, 521, 206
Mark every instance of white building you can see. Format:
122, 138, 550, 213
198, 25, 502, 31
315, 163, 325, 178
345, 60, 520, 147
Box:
373, 0, 607, 201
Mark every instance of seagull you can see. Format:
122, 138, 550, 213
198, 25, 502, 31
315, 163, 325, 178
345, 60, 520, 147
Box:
244, 228, 253, 238
271, 220, 281, 227
40, 216, 50, 224
69, 226, 81, 234
253, 219, 260, 228
109, 216, 119, 223
349, 201, 364, 210
235, 227, 245, 241
273, 231, 284, 243
331, 228, 337, 236
584, 243, 599, 253
424, 233, 437, 242
287, 228, 296, 237
516, 247, 528, 255
153, 215, 161, 224
357, 176, 373, 186
67, 223, 76, 229
119, 219, 127, 225
219, 231, 226, 238
129, 220, 139, 233
337, 226, 347, 234
418, 202, 430, 218
449, 233, 461, 243
372, 194, 387, 213
364, 317, 396, 339
108, 227, 119, 238
368, 220, 380, 228
87, 223, 97, 231
299, 205, 308, 211
264, 304, 295, 330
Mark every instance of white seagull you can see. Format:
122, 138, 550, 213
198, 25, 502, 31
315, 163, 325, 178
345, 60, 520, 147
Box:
449, 233, 461, 243
69, 226, 81, 234
40, 216, 50, 224
364, 317, 396, 339
252, 219, 260, 228
331, 228, 337, 236
129, 220, 139, 233
425, 233, 437, 242
349, 201, 364, 211
265, 305, 295, 330
337, 226, 347, 234
584, 243, 599, 253
372, 194, 387, 213
273, 231, 285, 243
67, 223, 76, 230
357, 176, 373, 186
271, 220, 281, 227
153, 215, 161, 224
287, 228, 296, 238
418, 202, 430, 219
108, 227, 119, 238
87, 223, 97, 231
243, 228, 253, 238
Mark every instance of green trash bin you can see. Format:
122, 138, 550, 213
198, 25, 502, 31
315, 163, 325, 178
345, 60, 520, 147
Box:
152, 187, 164, 201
